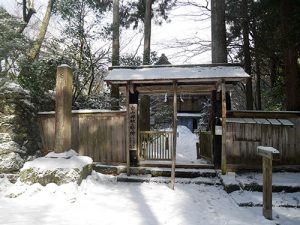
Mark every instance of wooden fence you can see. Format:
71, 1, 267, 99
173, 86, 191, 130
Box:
139, 131, 173, 160
226, 111, 300, 169
38, 110, 126, 163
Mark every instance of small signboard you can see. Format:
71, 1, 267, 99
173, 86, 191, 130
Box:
129, 104, 138, 150
215, 125, 222, 135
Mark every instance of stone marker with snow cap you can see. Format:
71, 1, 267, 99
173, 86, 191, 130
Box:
19, 150, 93, 185
19, 65, 93, 185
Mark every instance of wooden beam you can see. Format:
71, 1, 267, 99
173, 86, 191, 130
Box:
227, 110, 300, 119
119, 83, 237, 95
126, 82, 130, 175
171, 81, 177, 190
221, 81, 227, 174
136, 84, 216, 94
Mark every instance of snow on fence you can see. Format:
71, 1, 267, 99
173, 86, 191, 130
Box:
38, 110, 126, 163
225, 111, 300, 169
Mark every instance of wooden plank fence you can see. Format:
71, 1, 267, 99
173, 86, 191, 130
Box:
226, 111, 300, 169
38, 110, 126, 163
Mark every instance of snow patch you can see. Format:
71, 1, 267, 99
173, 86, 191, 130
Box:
22, 150, 92, 171
45, 149, 78, 158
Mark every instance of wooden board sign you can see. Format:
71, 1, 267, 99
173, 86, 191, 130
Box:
129, 104, 138, 150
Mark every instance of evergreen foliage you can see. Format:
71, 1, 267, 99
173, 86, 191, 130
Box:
1, 0, 299, 111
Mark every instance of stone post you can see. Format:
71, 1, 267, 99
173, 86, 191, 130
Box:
54, 64, 73, 153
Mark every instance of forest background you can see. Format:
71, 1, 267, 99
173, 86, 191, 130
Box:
0, 0, 299, 112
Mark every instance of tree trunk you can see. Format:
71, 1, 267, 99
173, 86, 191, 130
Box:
280, 0, 300, 110
211, 0, 227, 63
242, 0, 253, 110
143, 0, 152, 65
112, 0, 120, 66
256, 57, 262, 110
19, 0, 54, 78
255, 58, 262, 110
140, 0, 152, 131
270, 56, 277, 88
19, 0, 36, 33
111, 0, 120, 110
28, 0, 54, 61
252, 20, 261, 110
211, 0, 227, 170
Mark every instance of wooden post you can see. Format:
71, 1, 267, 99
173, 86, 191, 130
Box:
221, 81, 227, 174
263, 157, 272, 219
126, 82, 130, 175
257, 146, 279, 220
171, 81, 177, 190
54, 64, 73, 153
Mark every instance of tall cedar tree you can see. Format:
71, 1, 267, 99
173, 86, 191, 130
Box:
280, 0, 300, 110
111, 0, 120, 110
139, 0, 152, 131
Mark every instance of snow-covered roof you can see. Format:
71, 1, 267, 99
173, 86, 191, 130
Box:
106, 64, 249, 84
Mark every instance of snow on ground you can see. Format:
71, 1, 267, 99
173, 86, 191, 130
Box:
1, 171, 294, 225
176, 125, 209, 164
235, 172, 300, 187
230, 190, 300, 207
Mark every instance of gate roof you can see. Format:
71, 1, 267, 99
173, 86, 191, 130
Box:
105, 63, 249, 94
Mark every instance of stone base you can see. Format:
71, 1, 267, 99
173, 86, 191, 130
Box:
19, 150, 93, 186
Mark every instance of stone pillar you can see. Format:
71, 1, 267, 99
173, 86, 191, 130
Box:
54, 65, 73, 153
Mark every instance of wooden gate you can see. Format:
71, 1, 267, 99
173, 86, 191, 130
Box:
199, 131, 213, 161
139, 131, 173, 160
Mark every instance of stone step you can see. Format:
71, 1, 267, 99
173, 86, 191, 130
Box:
230, 190, 300, 208
93, 164, 217, 178
116, 174, 221, 186
138, 162, 214, 170
219, 172, 300, 193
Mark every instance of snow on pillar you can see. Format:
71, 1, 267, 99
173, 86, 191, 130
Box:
54, 64, 73, 153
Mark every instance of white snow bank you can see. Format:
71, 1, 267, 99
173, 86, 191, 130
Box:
0, 172, 283, 225
176, 126, 208, 164
160, 125, 209, 164
22, 150, 92, 171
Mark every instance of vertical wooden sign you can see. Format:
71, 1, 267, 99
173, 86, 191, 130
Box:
128, 104, 138, 150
